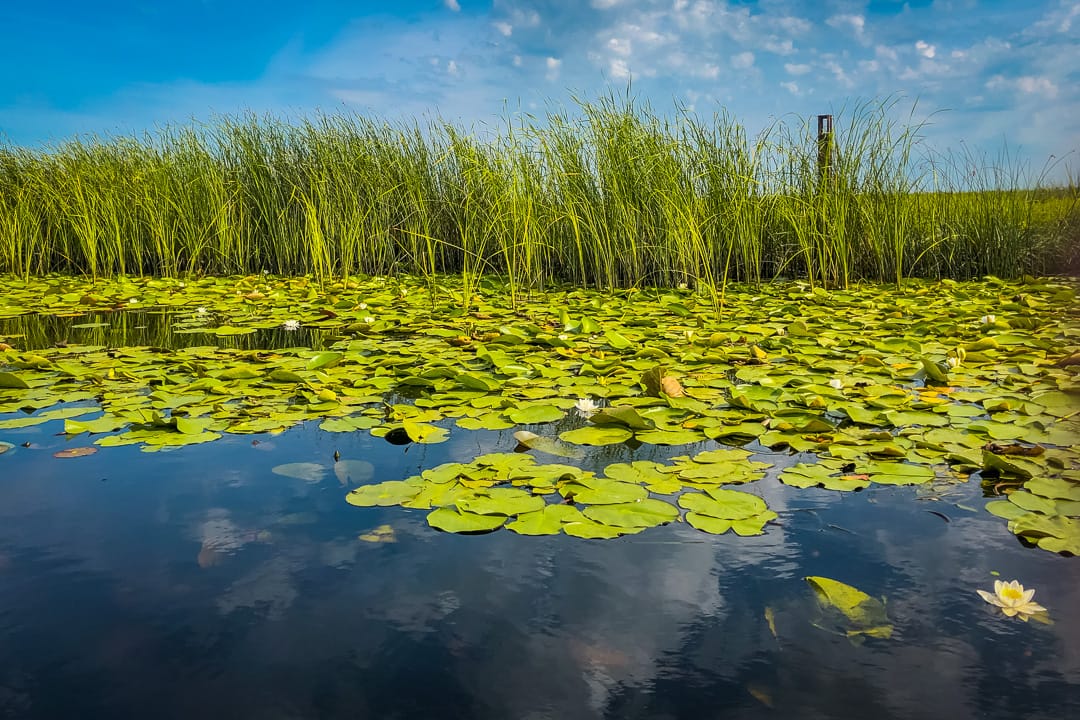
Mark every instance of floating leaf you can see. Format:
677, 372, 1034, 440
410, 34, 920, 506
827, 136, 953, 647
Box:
806, 576, 893, 639
506, 404, 565, 424
0, 372, 30, 389
426, 507, 506, 533
402, 419, 449, 444
561, 480, 648, 505
334, 459, 374, 486
590, 405, 654, 430
346, 480, 422, 507
513, 431, 584, 459
53, 447, 97, 458
558, 426, 633, 446
272, 462, 327, 483
358, 524, 396, 543
582, 498, 679, 528
506, 505, 584, 535
456, 488, 546, 516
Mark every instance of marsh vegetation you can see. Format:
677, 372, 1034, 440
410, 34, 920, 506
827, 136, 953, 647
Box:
0, 97, 1076, 293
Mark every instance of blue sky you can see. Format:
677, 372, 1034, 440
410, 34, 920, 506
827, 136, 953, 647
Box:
1, 0, 1077, 178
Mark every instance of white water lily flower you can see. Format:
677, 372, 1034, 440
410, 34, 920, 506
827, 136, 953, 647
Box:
195, 307, 207, 316
685, 330, 695, 342
977, 579, 1047, 620
282, 319, 301, 331
678, 282, 688, 290
359, 302, 368, 310
979, 314, 996, 325
946, 356, 961, 369
574, 398, 599, 417
363, 316, 376, 324
127, 298, 138, 305
828, 378, 844, 390
558, 333, 569, 341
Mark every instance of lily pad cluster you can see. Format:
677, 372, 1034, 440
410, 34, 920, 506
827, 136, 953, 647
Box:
346, 450, 775, 539
2, 273, 1079, 551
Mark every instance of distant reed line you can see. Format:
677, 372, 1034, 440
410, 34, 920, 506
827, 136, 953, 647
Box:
0, 95, 1076, 290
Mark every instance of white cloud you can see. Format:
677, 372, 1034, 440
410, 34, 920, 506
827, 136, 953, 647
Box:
731, 52, 755, 69
545, 56, 562, 81
777, 16, 813, 35
1028, 0, 1080, 34
763, 39, 796, 55
826, 13, 867, 43
610, 58, 631, 79
444, 0, 461, 12
780, 81, 801, 96
698, 63, 721, 79
1017, 75, 1059, 98
607, 37, 631, 56
916, 40, 937, 59
447, 60, 459, 75
784, 62, 811, 75
592, 0, 622, 8
493, 21, 513, 37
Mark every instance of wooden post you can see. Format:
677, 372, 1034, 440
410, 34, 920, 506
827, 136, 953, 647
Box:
817, 114, 834, 181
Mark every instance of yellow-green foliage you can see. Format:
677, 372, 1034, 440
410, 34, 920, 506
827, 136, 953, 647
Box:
0, 96, 1075, 287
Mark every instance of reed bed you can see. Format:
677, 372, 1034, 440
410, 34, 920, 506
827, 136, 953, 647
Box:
0, 96, 1076, 291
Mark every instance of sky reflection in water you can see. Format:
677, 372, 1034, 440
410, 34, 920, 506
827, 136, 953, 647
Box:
0, 420, 1078, 720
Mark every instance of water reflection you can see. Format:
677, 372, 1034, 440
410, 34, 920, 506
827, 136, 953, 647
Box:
0, 422, 1077, 719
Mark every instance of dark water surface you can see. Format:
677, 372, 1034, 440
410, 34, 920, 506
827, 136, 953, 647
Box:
1, 416, 1078, 720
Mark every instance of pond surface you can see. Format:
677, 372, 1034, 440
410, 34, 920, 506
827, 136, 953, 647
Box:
1, 418, 1078, 720
1, 274, 1078, 719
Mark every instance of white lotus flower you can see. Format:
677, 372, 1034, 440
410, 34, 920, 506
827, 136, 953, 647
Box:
574, 398, 599, 417
977, 579, 1047, 621
980, 314, 996, 325
828, 378, 844, 390
282, 319, 301, 331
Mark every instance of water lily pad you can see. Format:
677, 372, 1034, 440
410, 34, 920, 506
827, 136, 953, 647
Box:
53, 447, 97, 458
806, 576, 893, 639
634, 429, 704, 445
563, 518, 643, 539
513, 431, 583, 459
558, 426, 633, 446
334, 459, 374, 486
456, 488, 545, 516
426, 507, 507, 533
272, 462, 327, 483
506, 504, 584, 535
506, 404, 565, 424
0, 372, 30, 389
561, 479, 648, 505
346, 480, 422, 507
582, 498, 679, 528
679, 489, 770, 519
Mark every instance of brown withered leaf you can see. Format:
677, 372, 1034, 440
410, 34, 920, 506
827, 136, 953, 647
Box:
642, 365, 685, 397
660, 375, 685, 397
1056, 353, 1080, 368
53, 447, 97, 459
985, 442, 1045, 457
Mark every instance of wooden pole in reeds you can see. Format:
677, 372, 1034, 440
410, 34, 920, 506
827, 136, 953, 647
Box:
817, 114, 834, 181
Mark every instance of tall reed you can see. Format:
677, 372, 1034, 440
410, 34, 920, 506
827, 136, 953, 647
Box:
0, 95, 1074, 292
